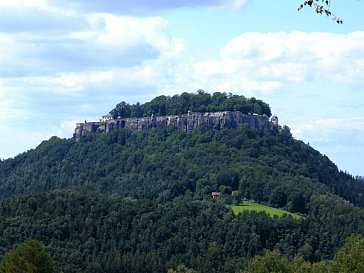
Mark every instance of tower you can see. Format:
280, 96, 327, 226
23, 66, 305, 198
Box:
271, 115, 278, 126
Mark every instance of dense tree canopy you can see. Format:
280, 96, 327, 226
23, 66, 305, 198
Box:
0, 190, 362, 273
241, 235, 364, 273
109, 91, 272, 118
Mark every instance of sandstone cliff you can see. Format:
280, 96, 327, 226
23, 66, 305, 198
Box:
74, 111, 279, 141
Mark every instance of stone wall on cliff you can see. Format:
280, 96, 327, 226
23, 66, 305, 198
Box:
74, 111, 278, 141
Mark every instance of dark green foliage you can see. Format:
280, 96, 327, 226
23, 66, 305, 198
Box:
0, 191, 295, 272
1, 125, 362, 208
301, 195, 364, 261
241, 235, 364, 273
0, 191, 361, 273
109, 91, 272, 118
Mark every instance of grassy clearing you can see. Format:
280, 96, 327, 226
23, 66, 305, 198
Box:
230, 200, 303, 220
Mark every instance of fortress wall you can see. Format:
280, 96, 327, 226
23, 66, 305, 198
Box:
74, 111, 278, 141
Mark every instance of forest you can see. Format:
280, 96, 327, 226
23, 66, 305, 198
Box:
0, 92, 363, 272
109, 91, 272, 118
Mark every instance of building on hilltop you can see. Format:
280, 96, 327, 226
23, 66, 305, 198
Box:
73, 111, 280, 141
211, 192, 222, 198
271, 115, 278, 126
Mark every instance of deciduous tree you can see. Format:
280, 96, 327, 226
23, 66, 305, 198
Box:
0, 239, 54, 273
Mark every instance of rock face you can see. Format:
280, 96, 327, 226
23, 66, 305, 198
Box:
74, 111, 279, 141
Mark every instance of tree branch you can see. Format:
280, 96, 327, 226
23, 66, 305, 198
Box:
298, 0, 343, 24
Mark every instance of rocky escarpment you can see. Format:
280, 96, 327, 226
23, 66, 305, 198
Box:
74, 111, 279, 141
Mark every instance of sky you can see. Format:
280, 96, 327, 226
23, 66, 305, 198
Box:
0, 0, 363, 176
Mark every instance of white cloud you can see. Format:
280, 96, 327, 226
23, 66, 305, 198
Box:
83, 14, 169, 50
56, 120, 80, 138
190, 31, 364, 94
0, 15, 177, 76
0, 6, 184, 105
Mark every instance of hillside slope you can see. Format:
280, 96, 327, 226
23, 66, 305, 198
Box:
0, 124, 363, 208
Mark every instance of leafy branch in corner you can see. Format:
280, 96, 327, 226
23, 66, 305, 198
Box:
298, 0, 343, 24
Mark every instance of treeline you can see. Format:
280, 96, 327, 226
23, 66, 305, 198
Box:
109, 91, 272, 118
0, 191, 363, 273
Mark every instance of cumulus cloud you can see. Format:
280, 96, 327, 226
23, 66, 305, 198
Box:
192, 31, 364, 93
0, 13, 182, 78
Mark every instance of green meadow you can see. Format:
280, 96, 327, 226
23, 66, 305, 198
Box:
230, 200, 303, 220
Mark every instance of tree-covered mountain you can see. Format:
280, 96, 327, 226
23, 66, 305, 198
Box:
0, 122, 362, 208
0, 92, 363, 272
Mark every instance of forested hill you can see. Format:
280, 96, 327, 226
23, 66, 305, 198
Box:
0, 92, 363, 272
109, 91, 272, 118
0, 122, 363, 207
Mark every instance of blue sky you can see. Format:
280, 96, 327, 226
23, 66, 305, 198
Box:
0, 0, 363, 175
